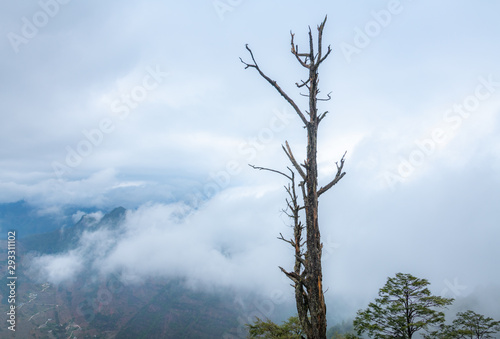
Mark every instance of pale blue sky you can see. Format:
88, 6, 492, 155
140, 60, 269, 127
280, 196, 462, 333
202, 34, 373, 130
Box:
1, 0, 500, 321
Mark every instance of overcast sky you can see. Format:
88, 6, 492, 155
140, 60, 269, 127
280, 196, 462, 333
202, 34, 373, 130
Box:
2, 0, 500, 322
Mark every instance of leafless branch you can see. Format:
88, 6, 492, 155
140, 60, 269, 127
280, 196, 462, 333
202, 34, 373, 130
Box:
295, 79, 310, 89
290, 32, 310, 69
316, 16, 332, 67
248, 164, 292, 181
318, 45, 332, 66
299, 181, 307, 203
317, 91, 332, 102
308, 27, 314, 66
282, 209, 294, 219
317, 16, 326, 61
278, 232, 295, 247
318, 111, 329, 124
317, 151, 347, 197
279, 266, 307, 285
295, 253, 307, 267
282, 141, 306, 180
242, 17, 340, 338
241, 44, 309, 127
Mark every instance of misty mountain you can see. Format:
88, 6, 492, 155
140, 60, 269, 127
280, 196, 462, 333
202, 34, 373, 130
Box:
0, 207, 245, 338
2, 201, 499, 338
0, 200, 99, 238
21, 206, 126, 254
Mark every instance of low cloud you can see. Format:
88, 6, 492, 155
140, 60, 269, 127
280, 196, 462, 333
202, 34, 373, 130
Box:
31, 252, 85, 285
0, 168, 178, 212
30, 186, 292, 296
71, 210, 104, 224
26, 164, 500, 320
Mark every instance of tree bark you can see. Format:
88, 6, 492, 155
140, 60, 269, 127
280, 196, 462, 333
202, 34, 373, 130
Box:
242, 16, 346, 339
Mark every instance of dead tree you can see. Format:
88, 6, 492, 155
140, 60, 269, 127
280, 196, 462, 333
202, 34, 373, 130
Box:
241, 16, 346, 339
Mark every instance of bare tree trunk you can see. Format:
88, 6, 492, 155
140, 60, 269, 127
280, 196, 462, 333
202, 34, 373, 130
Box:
242, 16, 346, 339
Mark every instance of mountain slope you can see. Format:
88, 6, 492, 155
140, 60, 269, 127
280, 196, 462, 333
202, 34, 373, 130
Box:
0, 206, 243, 338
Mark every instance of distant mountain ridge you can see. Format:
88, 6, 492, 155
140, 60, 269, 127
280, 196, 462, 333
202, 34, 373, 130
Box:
0, 200, 99, 238
0, 205, 243, 338
20, 206, 126, 254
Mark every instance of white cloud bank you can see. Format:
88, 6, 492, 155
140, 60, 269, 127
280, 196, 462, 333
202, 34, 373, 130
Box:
31, 186, 293, 297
